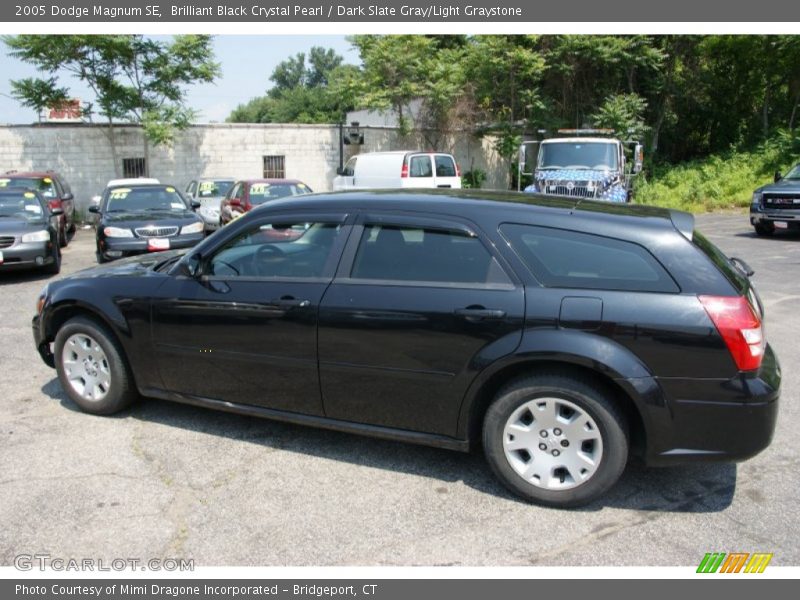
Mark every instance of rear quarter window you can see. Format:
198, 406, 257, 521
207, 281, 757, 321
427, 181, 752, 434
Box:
500, 223, 679, 293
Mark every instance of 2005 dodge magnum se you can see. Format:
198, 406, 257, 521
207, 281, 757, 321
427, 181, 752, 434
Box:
32, 190, 780, 507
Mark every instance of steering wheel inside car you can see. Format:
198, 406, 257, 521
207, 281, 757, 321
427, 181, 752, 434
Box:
251, 244, 285, 276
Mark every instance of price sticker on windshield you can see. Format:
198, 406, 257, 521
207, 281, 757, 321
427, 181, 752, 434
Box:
24, 192, 35, 199
0, 179, 9, 187
109, 188, 131, 200
250, 183, 270, 195
199, 182, 215, 192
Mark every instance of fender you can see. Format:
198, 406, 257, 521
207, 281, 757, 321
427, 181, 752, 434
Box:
456, 327, 665, 440
41, 277, 162, 391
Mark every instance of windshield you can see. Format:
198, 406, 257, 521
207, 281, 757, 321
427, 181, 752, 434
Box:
539, 142, 618, 170
784, 165, 800, 180
0, 192, 46, 221
248, 182, 311, 205
106, 187, 189, 213
197, 180, 234, 197
0, 177, 57, 198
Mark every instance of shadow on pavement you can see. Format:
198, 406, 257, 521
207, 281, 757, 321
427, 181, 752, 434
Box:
40, 377, 736, 514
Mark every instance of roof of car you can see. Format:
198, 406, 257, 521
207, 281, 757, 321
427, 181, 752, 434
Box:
2, 171, 59, 178
253, 189, 690, 240
240, 178, 307, 185
541, 137, 619, 144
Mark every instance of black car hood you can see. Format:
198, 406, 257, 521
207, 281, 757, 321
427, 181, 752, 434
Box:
66, 249, 188, 280
0, 218, 49, 235
756, 179, 800, 194
102, 210, 201, 227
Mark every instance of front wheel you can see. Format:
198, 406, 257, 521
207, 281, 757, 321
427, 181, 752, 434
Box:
754, 222, 775, 236
54, 317, 137, 415
483, 373, 628, 508
43, 243, 61, 275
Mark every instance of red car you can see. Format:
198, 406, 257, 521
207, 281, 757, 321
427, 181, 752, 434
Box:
219, 179, 313, 227
0, 171, 75, 247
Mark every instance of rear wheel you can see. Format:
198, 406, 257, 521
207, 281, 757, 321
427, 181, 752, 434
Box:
754, 222, 775, 236
54, 317, 137, 415
483, 373, 628, 508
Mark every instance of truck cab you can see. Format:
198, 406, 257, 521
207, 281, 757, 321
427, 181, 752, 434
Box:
519, 130, 643, 203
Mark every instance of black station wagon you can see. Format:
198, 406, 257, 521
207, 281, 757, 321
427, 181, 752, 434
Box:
32, 190, 780, 507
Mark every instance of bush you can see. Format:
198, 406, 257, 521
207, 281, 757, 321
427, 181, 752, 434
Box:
635, 130, 800, 213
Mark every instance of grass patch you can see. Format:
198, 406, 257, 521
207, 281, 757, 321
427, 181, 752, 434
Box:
634, 131, 800, 213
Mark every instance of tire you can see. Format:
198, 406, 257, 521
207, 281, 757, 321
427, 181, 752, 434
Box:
58, 222, 68, 247
43, 243, 61, 275
54, 316, 138, 415
483, 372, 629, 508
754, 223, 774, 236
95, 247, 108, 264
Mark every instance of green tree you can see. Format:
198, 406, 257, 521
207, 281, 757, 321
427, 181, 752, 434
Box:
228, 46, 352, 124
4, 34, 220, 176
592, 93, 649, 140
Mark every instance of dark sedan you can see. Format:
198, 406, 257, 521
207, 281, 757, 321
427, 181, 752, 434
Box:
750, 163, 800, 235
89, 184, 204, 263
0, 189, 62, 274
33, 190, 779, 507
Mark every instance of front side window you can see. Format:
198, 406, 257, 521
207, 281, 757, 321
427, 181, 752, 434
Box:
500, 224, 678, 293
208, 220, 343, 279
351, 224, 511, 285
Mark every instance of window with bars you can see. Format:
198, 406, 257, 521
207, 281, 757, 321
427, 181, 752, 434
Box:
122, 157, 147, 178
263, 155, 286, 179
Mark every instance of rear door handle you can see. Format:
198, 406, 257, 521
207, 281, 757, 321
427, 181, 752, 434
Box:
454, 306, 506, 321
274, 296, 310, 309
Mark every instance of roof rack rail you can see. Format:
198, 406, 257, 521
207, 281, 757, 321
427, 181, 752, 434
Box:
556, 128, 616, 136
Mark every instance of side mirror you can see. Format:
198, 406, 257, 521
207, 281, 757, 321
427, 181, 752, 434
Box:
88, 205, 100, 214
180, 253, 202, 278
774, 171, 783, 183
62, 192, 74, 201
190, 200, 201, 210
336, 167, 344, 176
50, 207, 64, 216
633, 143, 644, 174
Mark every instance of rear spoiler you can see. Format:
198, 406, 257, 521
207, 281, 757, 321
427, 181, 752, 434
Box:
669, 210, 694, 241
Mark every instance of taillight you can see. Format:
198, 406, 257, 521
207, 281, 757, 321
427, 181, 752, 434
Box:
699, 295, 765, 371
401, 162, 409, 178
456, 163, 461, 177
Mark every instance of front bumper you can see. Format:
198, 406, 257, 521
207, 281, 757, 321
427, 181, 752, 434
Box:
99, 233, 204, 261
32, 312, 54, 367
750, 206, 800, 228
0, 240, 56, 271
640, 344, 780, 466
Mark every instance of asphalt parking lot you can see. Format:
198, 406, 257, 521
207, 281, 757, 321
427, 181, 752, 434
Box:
0, 213, 798, 567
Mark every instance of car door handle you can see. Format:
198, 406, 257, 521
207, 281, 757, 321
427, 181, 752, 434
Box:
454, 306, 506, 321
274, 296, 310, 309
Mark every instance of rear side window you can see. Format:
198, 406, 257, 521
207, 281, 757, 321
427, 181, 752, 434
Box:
409, 156, 433, 178
435, 155, 457, 177
500, 224, 678, 292
692, 230, 748, 294
351, 224, 511, 286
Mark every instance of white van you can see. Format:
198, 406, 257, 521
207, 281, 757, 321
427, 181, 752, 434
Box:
332, 151, 462, 191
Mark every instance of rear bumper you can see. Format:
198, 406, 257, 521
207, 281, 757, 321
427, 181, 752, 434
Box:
638, 344, 781, 466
